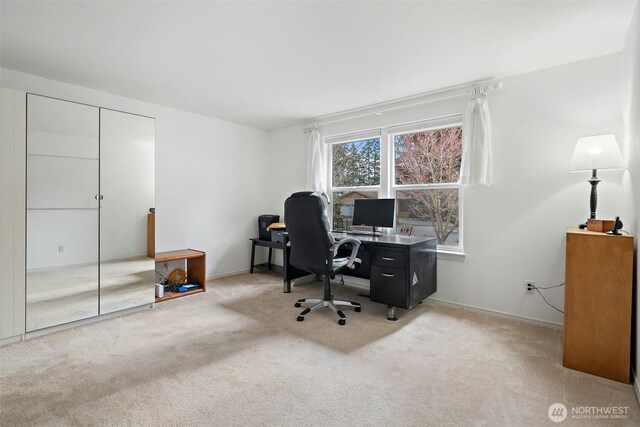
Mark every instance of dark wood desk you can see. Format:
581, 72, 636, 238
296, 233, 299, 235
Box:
249, 237, 308, 287
281, 232, 437, 320
249, 238, 282, 273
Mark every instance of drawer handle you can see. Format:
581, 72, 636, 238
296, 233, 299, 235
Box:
381, 257, 395, 261
382, 273, 394, 278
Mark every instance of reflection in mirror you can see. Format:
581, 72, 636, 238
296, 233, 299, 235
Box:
99, 109, 155, 314
26, 95, 99, 331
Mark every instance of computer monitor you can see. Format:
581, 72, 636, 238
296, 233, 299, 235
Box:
352, 199, 395, 233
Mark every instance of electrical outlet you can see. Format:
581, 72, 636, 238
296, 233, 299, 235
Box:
58, 245, 64, 253
525, 280, 534, 294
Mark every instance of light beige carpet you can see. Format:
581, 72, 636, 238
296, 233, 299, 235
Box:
1, 272, 638, 426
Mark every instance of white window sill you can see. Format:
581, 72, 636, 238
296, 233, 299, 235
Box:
437, 250, 466, 261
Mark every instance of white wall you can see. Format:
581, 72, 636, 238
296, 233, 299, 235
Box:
267, 54, 623, 326
1, 68, 270, 280
621, 2, 640, 383
0, 88, 26, 339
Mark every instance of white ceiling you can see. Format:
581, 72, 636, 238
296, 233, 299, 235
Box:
1, 1, 636, 130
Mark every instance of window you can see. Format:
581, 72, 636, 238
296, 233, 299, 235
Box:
331, 138, 380, 187
392, 124, 462, 250
327, 117, 463, 252
328, 133, 380, 231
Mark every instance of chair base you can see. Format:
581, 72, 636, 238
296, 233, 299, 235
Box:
294, 274, 361, 325
295, 298, 361, 325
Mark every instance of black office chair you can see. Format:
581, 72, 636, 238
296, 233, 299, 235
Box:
284, 191, 362, 325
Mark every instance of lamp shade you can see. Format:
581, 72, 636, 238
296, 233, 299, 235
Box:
570, 134, 624, 171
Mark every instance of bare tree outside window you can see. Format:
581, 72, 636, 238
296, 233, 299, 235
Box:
394, 127, 462, 245
328, 124, 463, 249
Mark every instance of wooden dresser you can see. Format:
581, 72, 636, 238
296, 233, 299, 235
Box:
563, 228, 634, 383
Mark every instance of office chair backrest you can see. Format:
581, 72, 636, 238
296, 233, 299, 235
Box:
284, 192, 335, 275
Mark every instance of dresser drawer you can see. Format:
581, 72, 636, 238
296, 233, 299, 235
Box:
371, 248, 406, 269
370, 266, 407, 307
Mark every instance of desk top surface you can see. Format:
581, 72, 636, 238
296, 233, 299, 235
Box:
250, 237, 286, 247
251, 234, 435, 247
332, 232, 435, 246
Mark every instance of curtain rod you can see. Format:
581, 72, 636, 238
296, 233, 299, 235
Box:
302, 80, 502, 131
321, 112, 464, 141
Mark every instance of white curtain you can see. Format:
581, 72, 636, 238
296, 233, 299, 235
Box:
460, 93, 493, 186
306, 129, 326, 193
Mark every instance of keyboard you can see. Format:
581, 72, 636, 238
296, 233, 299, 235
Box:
345, 231, 373, 236
333, 230, 381, 237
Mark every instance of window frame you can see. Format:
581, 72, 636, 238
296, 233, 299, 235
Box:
326, 130, 383, 230
326, 116, 464, 253
389, 118, 464, 253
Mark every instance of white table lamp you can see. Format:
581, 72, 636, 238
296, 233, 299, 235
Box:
570, 134, 624, 222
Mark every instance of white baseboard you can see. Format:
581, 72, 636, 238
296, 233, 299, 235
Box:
426, 297, 563, 330
0, 334, 23, 347
338, 278, 563, 330
633, 367, 640, 406
207, 268, 305, 281
211, 271, 371, 291
207, 269, 251, 280
25, 303, 153, 339
216, 271, 564, 330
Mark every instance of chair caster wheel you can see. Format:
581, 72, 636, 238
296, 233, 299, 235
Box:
297, 316, 304, 322
355, 307, 361, 313
294, 302, 301, 307
338, 319, 346, 326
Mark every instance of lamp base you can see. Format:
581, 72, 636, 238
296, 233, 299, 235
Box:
587, 219, 615, 233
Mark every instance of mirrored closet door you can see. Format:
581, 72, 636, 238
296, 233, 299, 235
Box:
26, 94, 155, 332
26, 95, 100, 331
99, 109, 155, 314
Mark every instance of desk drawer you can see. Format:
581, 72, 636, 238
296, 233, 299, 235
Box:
370, 266, 406, 307
371, 248, 406, 269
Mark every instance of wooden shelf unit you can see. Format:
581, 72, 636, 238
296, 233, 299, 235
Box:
563, 228, 634, 383
155, 249, 206, 303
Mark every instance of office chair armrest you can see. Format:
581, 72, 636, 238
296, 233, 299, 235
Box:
332, 237, 361, 269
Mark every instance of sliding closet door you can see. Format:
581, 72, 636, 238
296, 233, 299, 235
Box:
99, 109, 155, 314
26, 95, 99, 331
